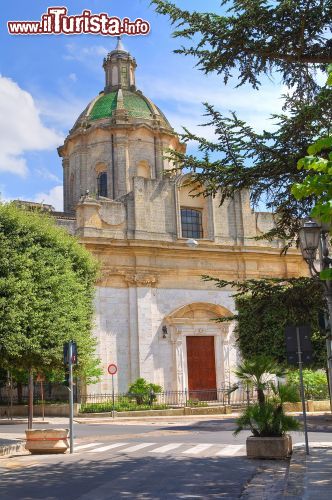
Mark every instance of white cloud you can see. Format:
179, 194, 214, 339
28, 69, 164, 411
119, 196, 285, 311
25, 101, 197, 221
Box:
33, 185, 63, 211
68, 73, 77, 82
0, 76, 63, 176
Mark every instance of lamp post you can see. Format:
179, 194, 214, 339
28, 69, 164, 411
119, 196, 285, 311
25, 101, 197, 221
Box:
298, 219, 332, 411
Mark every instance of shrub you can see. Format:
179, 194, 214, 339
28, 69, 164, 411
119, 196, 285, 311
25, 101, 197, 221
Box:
127, 378, 162, 405
287, 369, 329, 401
234, 383, 301, 437
80, 401, 168, 413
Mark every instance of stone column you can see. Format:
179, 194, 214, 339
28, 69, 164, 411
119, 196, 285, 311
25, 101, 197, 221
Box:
125, 273, 158, 383
127, 286, 139, 382
114, 134, 129, 198
154, 137, 163, 179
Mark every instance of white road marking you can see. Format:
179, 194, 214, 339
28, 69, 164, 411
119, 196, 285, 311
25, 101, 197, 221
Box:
216, 445, 245, 457
150, 443, 183, 453
74, 443, 103, 451
182, 443, 213, 455
293, 442, 332, 448
87, 442, 129, 453
121, 443, 156, 453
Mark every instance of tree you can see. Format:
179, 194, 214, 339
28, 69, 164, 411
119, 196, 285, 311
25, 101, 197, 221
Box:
234, 355, 285, 405
0, 203, 100, 426
202, 276, 327, 368
152, 1, 332, 92
151, 1, 332, 241
292, 64, 332, 276
234, 383, 300, 437
127, 378, 162, 405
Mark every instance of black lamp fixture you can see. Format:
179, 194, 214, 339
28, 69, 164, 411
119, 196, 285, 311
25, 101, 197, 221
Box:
298, 219, 321, 266
162, 325, 168, 338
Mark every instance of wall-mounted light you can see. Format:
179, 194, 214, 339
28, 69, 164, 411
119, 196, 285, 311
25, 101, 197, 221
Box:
162, 325, 168, 338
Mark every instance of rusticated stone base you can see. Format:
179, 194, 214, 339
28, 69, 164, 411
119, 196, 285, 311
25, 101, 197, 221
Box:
25, 428, 69, 454
246, 435, 292, 459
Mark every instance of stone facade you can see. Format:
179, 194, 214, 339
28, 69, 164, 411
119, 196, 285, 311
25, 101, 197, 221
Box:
57, 40, 308, 395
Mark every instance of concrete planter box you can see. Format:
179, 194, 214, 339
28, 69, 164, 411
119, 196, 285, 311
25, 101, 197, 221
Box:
25, 428, 69, 454
246, 435, 292, 459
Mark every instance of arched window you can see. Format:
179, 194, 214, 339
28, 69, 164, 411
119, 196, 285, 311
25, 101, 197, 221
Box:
181, 208, 203, 238
97, 172, 108, 198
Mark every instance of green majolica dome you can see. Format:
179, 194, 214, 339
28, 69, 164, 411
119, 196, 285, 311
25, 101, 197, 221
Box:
73, 88, 172, 130
72, 39, 173, 132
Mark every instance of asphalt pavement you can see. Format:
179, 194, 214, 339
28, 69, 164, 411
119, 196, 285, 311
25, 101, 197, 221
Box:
0, 415, 331, 499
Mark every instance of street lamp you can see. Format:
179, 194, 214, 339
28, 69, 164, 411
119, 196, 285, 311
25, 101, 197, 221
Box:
299, 218, 332, 411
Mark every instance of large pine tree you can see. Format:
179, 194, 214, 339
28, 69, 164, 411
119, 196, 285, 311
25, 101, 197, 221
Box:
152, 0, 332, 241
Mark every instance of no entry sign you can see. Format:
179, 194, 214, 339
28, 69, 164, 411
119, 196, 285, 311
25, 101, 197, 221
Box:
108, 363, 118, 375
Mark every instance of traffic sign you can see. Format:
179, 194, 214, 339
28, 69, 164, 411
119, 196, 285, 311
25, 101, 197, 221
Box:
108, 363, 118, 375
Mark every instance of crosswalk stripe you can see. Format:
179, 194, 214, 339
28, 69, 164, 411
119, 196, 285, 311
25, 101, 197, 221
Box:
150, 443, 183, 453
216, 445, 244, 457
74, 443, 103, 451
87, 442, 129, 453
121, 443, 156, 453
182, 443, 213, 455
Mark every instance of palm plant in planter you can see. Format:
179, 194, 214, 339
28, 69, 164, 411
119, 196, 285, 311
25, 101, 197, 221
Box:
234, 356, 301, 459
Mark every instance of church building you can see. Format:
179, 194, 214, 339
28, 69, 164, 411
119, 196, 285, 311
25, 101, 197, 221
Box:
56, 39, 307, 396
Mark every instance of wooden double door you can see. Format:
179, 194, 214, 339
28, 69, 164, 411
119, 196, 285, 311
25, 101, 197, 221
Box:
186, 336, 217, 400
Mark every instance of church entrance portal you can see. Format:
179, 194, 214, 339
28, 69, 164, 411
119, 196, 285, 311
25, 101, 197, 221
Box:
186, 336, 217, 400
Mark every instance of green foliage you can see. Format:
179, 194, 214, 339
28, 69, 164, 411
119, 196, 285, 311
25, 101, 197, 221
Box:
291, 67, 332, 278
234, 355, 285, 405
127, 378, 162, 405
0, 203, 101, 382
151, 1, 331, 92
287, 369, 329, 400
292, 66, 332, 226
151, 1, 332, 242
203, 276, 326, 368
234, 399, 301, 437
80, 400, 168, 414
234, 381, 300, 437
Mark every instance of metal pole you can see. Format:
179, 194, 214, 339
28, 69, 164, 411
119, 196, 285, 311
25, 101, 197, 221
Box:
40, 379, 45, 422
69, 341, 74, 454
324, 291, 332, 413
246, 382, 250, 408
112, 377, 114, 416
10, 372, 13, 421
320, 232, 332, 414
296, 327, 309, 455
28, 369, 34, 430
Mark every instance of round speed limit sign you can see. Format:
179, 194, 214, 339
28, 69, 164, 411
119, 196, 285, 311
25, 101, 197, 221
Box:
108, 363, 118, 375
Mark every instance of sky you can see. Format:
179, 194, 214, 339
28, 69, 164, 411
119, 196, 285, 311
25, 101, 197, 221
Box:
0, 0, 286, 211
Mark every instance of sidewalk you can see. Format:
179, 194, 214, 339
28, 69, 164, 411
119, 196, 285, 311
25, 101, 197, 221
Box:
285, 443, 332, 499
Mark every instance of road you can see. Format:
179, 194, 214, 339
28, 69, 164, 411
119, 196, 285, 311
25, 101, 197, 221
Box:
0, 415, 331, 499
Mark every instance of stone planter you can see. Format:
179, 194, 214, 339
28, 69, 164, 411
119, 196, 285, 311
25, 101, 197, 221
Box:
25, 428, 69, 454
246, 434, 292, 459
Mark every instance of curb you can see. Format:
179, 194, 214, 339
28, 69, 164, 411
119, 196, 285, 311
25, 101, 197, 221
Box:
0, 440, 25, 457
283, 446, 307, 498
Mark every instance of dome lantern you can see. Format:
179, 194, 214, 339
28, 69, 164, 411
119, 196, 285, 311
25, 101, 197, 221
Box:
103, 36, 137, 93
